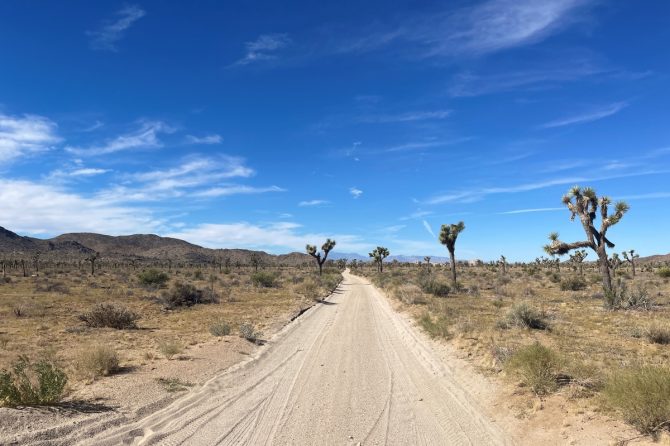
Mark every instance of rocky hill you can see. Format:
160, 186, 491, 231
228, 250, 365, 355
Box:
0, 226, 309, 265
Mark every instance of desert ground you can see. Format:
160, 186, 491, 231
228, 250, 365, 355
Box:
2, 258, 669, 445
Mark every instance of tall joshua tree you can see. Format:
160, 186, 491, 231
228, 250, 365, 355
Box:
369, 247, 390, 273
544, 186, 628, 294
439, 221, 465, 286
306, 239, 336, 276
86, 252, 100, 276
622, 249, 640, 277
499, 255, 507, 275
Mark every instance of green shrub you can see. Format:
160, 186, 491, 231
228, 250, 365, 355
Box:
320, 273, 342, 293
297, 279, 321, 301
419, 280, 450, 297
418, 312, 450, 339
560, 276, 587, 291
603, 366, 670, 434
251, 271, 278, 288
138, 269, 169, 287
156, 377, 193, 393
75, 345, 120, 380
159, 282, 218, 309
657, 267, 670, 279
506, 343, 559, 395
209, 320, 231, 337
79, 303, 139, 329
0, 356, 67, 407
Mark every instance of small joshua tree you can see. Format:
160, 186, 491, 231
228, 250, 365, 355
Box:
499, 255, 507, 275
569, 249, 588, 275
369, 247, 390, 273
609, 253, 622, 277
544, 186, 628, 294
250, 253, 261, 272
622, 249, 640, 277
424, 256, 431, 266
86, 252, 100, 276
439, 221, 465, 286
306, 239, 336, 276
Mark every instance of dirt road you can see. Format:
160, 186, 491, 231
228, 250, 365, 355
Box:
83, 271, 513, 445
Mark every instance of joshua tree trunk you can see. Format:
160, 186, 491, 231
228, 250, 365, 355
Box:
597, 247, 612, 292
318, 262, 323, 276
448, 249, 457, 285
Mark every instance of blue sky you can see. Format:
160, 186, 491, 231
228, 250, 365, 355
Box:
1, 0, 669, 261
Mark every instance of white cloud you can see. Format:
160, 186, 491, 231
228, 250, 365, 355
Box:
298, 199, 329, 207
186, 134, 223, 144
0, 113, 60, 162
541, 102, 628, 128
422, 220, 435, 237
359, 110, 451, 123
0, 179, 161, 236
87, 5, 146, 51
400, 210, 433, 221
349, 187, 363, 199
194, 185, 284, 198
499, 207, 564, 214
234, 33, 291, 66
66, 121, 173, 156
166, 221, 369, 253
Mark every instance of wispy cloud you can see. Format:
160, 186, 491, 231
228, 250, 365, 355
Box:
400, 210, 433, 221
341, 0, 591, 58
541, 102, 628, 128
359, 110, 451, 123
349, 187, 363, 199
193, 185, 284, 198
383, 138, 472, 153
66, 121, 173, 156
0, 113, 60, 163
87, 5, 146, 51
166, 221, 369, 253
616, 192, 670, 201
185, 134, 222, 145
298, 199, 330, 207
234, 33, 291, 66
422, 220, 435, 237
448, 63, 604, 97
499, 207, 564, 214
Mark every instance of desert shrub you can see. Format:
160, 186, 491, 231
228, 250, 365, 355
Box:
560, 276, 587, 291
419, 280, 450, 297
498, 302, 548, 330
605, 280, 653, 310
158, 340, 183, 360
396, 284, 426, 305
209, 320, 231, 337
646, 324, 670, 345
320, 273, 342, 294
547, 272, 561, 283
79, 303, 139, 329
251, 271, 278, 288
506, 343, 559, 395
35, 281, 69, 294
156, 377, 193, 392
297, 278, 321, 301
159, 282, 218, 309
193, 270, 204, 280
603, 366, 670, 434
1, 277, 11, 284
75, 345, 120, 380
12, 303, 27, 318
138, 269, 169, 287
657, 267, 670, 279
239, 322, 263, 344
418, 312, 450, 339
0, 356, 67, 407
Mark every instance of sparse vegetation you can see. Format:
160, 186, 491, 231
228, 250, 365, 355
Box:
156, 377, 194, 393
498, 302, 548, 330
159, 282, 218, 309
158, 340, 183, 360
239, 322, 263, 344
505, 343, 559, 396
251, 271, 278, 288
419, 312, 450, 339
138, 269, 170, 287
75, 345, 120, 380
209, 320, 231, 337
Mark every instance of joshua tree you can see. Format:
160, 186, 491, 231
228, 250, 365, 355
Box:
544, 186, 628, 294
622, 249, 640, 277
609, 253, 622, 277
32, 251, 41, 275
250, 253, 261, 272
86, 252, 100, 276
369, 246, 390, 273
306, 239, 336, 276
424, 256, 431, 266
499, 255, 507, 275
568, 249, 588, 275
438, 221, 465, 286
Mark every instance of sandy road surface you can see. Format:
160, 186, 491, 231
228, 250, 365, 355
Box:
80, 271, 513, 445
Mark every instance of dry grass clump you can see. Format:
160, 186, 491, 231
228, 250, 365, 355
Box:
395, 284, 426, 305
250, 271, 279, 288
657, 267, 670, 279
159, 282, 218, 309
158, 340, 183, 360
239, 322, 263, 344
560, 276, 587, 291
156, 377, 193, 393
418, 312, 450, 339
137, 269, 170, 288
645, 323, 670, 345
75, 345, 120, 380
209, 320, 231, 337
603, 366, 670, 435
505, 343, 559, 396
497, 302, 548, 330
79, 303, 140, 329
